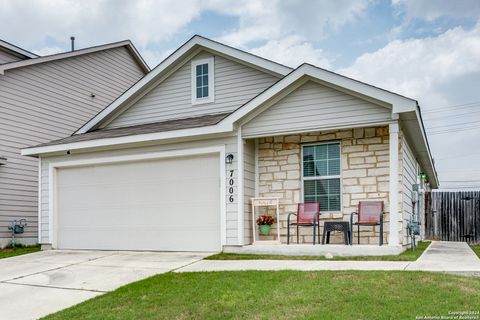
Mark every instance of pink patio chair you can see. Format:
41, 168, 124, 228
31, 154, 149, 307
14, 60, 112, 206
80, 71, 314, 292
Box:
350, 201, 384, 246
287, 203, 321, 245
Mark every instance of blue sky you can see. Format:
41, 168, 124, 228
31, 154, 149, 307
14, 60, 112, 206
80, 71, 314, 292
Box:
1, 0, 480, 189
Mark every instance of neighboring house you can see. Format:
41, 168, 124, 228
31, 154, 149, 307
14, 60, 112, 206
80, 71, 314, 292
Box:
22, 35, 438, 252
0, 39, 38, 63
0, 40, 149, 247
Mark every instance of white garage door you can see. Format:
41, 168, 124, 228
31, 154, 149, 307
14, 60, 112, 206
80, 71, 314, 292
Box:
55, 153, 221, 251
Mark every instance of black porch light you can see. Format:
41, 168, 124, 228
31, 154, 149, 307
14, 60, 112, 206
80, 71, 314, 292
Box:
225, 154, 234, 164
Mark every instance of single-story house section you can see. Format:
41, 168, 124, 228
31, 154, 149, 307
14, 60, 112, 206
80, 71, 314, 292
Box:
22, 35, 438, 252
0, 39, 149, 247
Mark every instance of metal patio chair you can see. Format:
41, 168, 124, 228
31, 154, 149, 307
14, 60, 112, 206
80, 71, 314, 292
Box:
350, 201, 384, 246
287, 203, 321, 245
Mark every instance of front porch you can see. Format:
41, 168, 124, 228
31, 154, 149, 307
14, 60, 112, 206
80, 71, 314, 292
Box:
238, 123, 403, 254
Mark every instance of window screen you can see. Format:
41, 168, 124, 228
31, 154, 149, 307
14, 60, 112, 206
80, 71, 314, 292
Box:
303, 143, 341, 211
195, 63, 209, 98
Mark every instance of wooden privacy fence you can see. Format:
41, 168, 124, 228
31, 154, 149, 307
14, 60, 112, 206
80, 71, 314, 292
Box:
425, 191, 480, 243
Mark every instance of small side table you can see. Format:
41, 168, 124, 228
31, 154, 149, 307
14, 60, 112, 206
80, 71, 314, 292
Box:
322, 221, 351, 245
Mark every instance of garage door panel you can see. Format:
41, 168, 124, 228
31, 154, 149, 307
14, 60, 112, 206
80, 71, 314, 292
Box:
58, 202, 219, 226
56, 153, 221, 251
59, 227, 220, 251
58, 180, 219, 211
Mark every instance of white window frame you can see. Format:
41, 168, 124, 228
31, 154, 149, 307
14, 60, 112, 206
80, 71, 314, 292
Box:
191, 57, 215, 105
301, 141, 342, 213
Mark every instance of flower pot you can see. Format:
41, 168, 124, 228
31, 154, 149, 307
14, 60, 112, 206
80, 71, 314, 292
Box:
259, 225, 271, 235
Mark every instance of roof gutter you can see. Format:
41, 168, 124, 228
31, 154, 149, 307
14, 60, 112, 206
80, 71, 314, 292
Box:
415, 103, 439, 187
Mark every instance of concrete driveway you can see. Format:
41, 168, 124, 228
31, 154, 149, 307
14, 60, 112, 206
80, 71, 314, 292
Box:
0, 250, 210, 320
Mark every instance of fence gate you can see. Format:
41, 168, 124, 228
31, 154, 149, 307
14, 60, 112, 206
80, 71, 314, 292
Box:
425, 191, 480, 243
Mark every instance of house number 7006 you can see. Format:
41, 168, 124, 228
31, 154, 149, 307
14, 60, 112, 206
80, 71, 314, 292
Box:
228, 170, 234, 202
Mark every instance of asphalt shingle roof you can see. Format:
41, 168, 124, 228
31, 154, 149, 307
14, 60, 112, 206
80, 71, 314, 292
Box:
31, 112, 231, 148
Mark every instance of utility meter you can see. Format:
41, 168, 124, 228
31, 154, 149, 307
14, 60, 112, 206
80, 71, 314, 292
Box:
411, 184, 419, 204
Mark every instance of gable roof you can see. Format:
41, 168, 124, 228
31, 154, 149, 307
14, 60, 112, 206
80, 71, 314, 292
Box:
20, 36, 438, 187
225, 63, 418, 126
75, 35, 293, 134
0, 39, 38, 60
0, 40, 149, 75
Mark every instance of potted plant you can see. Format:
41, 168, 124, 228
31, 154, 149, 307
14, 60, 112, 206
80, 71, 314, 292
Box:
256, 214, 275, 235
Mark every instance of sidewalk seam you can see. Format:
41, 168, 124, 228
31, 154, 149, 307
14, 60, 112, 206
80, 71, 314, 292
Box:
1, 281, 107, 293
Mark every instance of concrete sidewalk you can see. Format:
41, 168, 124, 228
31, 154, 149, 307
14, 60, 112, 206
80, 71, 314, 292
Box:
406, 241, 480, 272
176, 241, 480, 274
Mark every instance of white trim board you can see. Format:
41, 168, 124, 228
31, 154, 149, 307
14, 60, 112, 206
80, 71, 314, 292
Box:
47, 146, 227, 249
37, 157, 42, 243
22, 123, 234, 156
388, 122, 400, 246
236, 125, 244, 245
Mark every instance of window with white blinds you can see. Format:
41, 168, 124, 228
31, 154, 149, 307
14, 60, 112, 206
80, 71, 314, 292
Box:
302, 142, 341, 211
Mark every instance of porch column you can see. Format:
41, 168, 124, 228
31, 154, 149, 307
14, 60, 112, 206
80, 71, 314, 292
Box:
388, 122, 400, 246
237, 125, 244, 245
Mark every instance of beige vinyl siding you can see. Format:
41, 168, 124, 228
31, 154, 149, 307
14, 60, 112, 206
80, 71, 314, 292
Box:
106, 51, 279, 129
243, 139, 255, 244
243, 81, 393, 137
400, 132, 419, 245
0, 49, 24, 64
39, 135, 239, 245
0, 46, 145, 244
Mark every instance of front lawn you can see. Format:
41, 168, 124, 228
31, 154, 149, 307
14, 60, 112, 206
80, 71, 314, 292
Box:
207, 241, 430, 261
0, 244, 40, 259
44, 270, 480, 320
471, 245, 480, 258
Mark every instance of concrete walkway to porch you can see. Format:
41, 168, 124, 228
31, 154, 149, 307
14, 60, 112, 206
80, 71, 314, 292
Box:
405, 241, 480, 273
175, 241, 480, 275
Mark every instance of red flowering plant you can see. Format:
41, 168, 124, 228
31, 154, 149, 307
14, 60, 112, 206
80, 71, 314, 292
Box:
256, 215, 275, 226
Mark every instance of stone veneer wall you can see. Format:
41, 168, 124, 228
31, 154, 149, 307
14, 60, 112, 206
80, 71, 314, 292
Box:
257, 126, 391, 245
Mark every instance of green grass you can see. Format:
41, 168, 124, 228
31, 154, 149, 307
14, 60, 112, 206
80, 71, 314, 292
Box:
44, 270, 480, 320
470, 245, 480, 258
206, 241, 431, 261
0, 244, 41, 259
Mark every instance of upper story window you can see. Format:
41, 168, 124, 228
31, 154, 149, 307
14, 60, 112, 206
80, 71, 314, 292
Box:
302, 142, 341, 212
191, 57, 214, 105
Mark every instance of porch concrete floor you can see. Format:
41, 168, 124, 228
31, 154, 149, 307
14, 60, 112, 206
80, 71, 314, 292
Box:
223, 244, 405, 256
177, 241, 480, 274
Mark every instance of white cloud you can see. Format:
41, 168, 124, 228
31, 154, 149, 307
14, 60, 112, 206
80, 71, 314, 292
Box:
339, 23, 480, 107
392, 0, 480, 21
340, 23, 480, 188
0, 0, 203, 62
249, 36, 332, 68
217, 0, 370, 48
0, 0, 368, 68
215, 0, 369, 72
